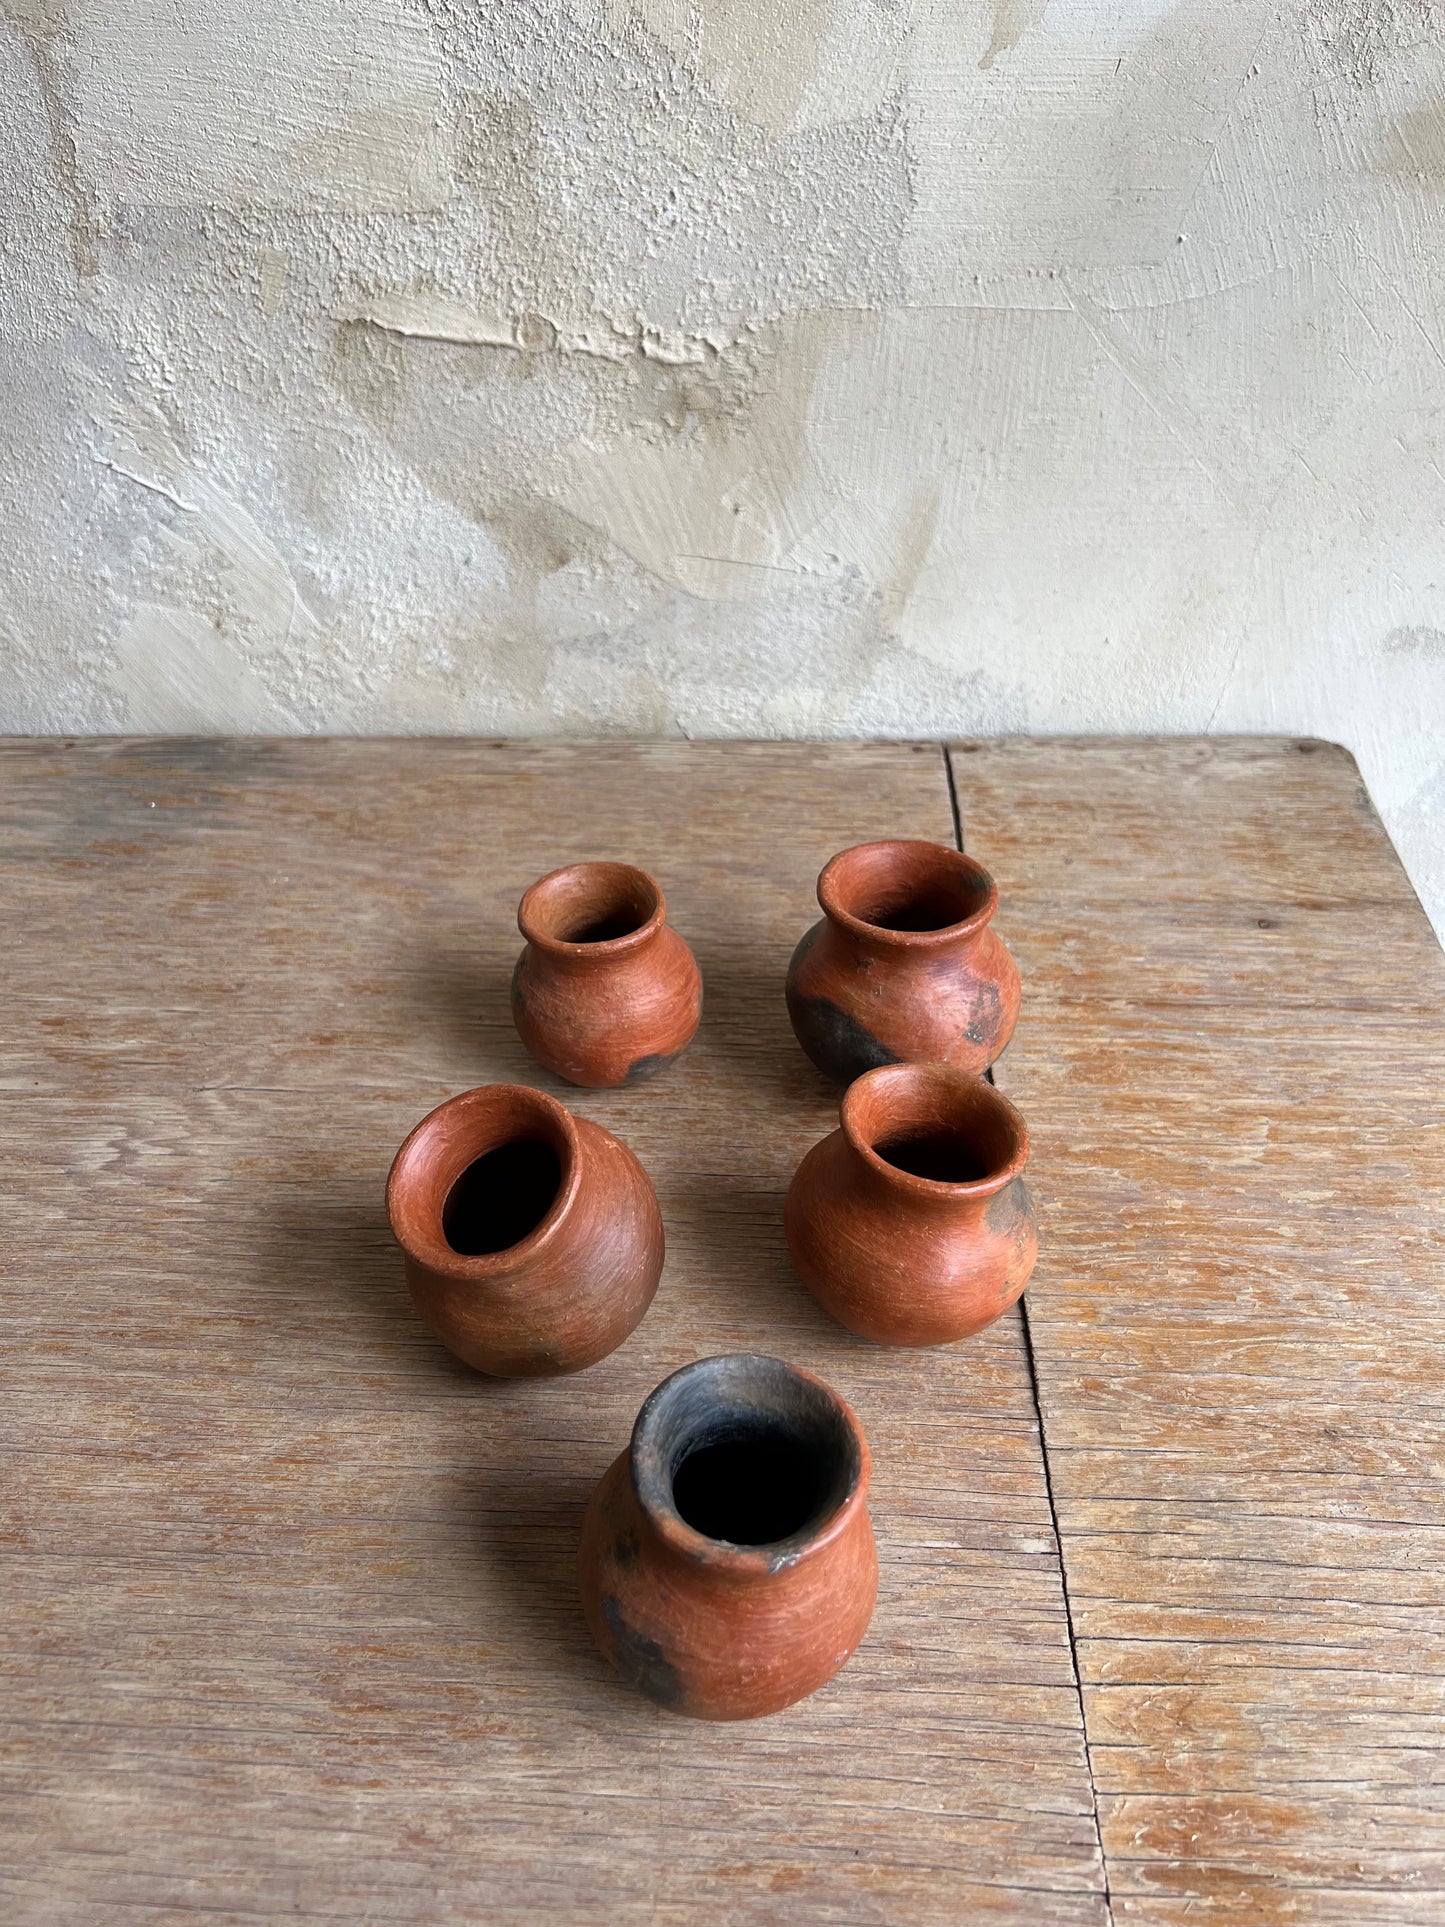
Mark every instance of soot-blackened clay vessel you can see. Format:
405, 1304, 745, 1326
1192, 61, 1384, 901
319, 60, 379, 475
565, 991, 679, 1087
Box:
512, 861, 702, 1088
579, 1354, 877, 1721
785, 1062, 1037, 1346
386, 1083, 663, 1376
785, 839, 1021, 1084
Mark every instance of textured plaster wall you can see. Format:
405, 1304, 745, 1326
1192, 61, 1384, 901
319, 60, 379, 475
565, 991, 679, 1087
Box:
2, 0, 1444, 932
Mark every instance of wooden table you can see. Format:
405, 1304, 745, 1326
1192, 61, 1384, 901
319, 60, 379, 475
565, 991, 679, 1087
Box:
1, 738, 1440, 1925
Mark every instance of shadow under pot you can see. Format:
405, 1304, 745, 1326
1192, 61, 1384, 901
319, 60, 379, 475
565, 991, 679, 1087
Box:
512, 861, 702, 1089
580, 1354, 877, 1721
785, 839, 1020, 1084
785, 1062, 1038, 1346
386, 1083, 663, 1376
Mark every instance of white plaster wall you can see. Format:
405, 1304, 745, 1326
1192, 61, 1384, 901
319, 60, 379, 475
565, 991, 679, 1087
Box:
2, 0, 1443, 932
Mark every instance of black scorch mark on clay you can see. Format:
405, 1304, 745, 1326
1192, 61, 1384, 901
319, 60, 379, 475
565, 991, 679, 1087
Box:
962, 976, 1002, 1050
786, 988, 900, 1086
985, 1177, 1032, 1239
601, 1595, 681, 1707
623, 1048, 682, 1085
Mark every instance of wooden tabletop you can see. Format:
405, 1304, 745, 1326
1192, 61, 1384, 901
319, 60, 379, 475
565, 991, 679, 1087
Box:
0, 737, 1440, 1926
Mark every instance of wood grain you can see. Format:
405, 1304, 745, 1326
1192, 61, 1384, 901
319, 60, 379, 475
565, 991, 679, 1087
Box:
951, 737, 1445, 1924
0, 738, 1103, 1925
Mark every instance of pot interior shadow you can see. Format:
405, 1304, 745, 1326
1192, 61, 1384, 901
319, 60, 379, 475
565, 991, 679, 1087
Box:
442, 1138, 562, 1254
874, 1130, 989, 1183
672, 1432, 823, 1544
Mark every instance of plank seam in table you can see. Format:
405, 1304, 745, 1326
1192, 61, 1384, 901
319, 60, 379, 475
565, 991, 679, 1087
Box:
946, 742, 1117, 1923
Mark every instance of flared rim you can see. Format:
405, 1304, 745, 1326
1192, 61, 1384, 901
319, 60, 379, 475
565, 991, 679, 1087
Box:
518, 861, 665, 958
629, 1353, 871, 1575
385, 1082, 582, 1277
817, 839, 998, 948
840, 1061, 1029, 1200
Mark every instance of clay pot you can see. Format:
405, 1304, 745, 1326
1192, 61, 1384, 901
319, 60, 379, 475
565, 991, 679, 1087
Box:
785, 839, 1020, 1084
386, 1083, 663, 1376
511, 861, 701, 1088
579, 1354, 877, 1721
785, 1062, 1037, 1346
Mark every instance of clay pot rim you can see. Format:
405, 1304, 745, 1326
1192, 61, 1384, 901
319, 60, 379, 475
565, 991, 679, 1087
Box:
385, 1082, 584, 1278
817, 838, 998, 948
518, 860, 666, 958
841, 1062, 1030, 1198
628, 1353, 871, 1578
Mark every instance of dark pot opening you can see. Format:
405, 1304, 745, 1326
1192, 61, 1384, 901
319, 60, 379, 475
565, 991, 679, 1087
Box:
874, 1129, 990, 1184
521, 861, 661, 946
634, 1354, 861, 1552
442, 1137, 563, 1255
864, 889, 970, 933
672, 1432, 823, 1545
571, 909, 644, 942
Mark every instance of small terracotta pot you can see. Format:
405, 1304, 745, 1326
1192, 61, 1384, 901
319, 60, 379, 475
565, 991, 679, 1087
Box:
785, 839, 1020, 1084
579, 1354, 877, 1721
785, 1062, 1037, 1346
511, 861, 701, 1088
386, 1083, 663, 1376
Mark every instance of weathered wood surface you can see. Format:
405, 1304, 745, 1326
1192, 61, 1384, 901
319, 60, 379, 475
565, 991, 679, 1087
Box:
0, 739, 1103, 1926
953, 737, 1445, 1923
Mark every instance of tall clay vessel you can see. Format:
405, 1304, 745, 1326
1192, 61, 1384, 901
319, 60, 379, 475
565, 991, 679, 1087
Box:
580, 1354, 877, 1720
785, 839, 1020, 1084
785, 1062, 1037, 1346
386, 1083, 663, 1376
512, 861, 701, 1088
